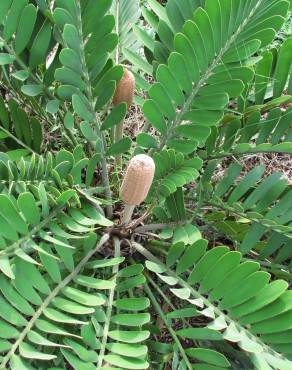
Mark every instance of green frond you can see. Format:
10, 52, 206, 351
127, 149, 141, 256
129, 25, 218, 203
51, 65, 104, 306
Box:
0, 147, 113, 278
145, 279, 232, 370
0, 234, 113, 369
203, 164, 292, 264
0, 146, 103, 193
0, 97, 43, 154
131, 0, 202, 70
0, 187, 111, 278
55, 0, 118, 99
99, 264, 150, 368
240, 36, 292, 111
134, 240, 292, 370
125, 0, 205, 96
205, 107, 292, 159
112, 0, 141, 62
149, 149, 202, 199
140, 0, 289, 152
0, 0, 55, 94
0, 0, 80, 147
0, 231, 151, 369
53, 0, 133, 206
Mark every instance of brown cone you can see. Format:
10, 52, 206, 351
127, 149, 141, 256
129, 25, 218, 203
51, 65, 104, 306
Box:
113, 68, 135, 109
120, 154, 155, 206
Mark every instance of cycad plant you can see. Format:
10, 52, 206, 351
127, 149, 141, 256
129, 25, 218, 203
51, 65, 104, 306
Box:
0, 0, 291, 369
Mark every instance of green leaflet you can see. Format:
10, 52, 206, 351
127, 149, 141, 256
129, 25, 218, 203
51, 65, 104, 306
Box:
15, 4, 37, 54
101, 103, 127, 130
273, 38, 292, 98
106, 137, 132, 156
0, 53, 15, 65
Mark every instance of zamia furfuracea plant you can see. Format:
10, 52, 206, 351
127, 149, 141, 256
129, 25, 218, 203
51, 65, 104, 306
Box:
0, 0, 291, 369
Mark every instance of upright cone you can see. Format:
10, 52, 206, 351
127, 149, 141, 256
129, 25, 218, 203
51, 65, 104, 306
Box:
112, 68, 136, 167
120, 154, 155, 206
113, 68, 135, 109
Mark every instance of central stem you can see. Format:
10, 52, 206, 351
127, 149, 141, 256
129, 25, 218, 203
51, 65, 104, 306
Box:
96, 237, 121, 369
122, 204, 135, 225
75, 0, 113, 218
